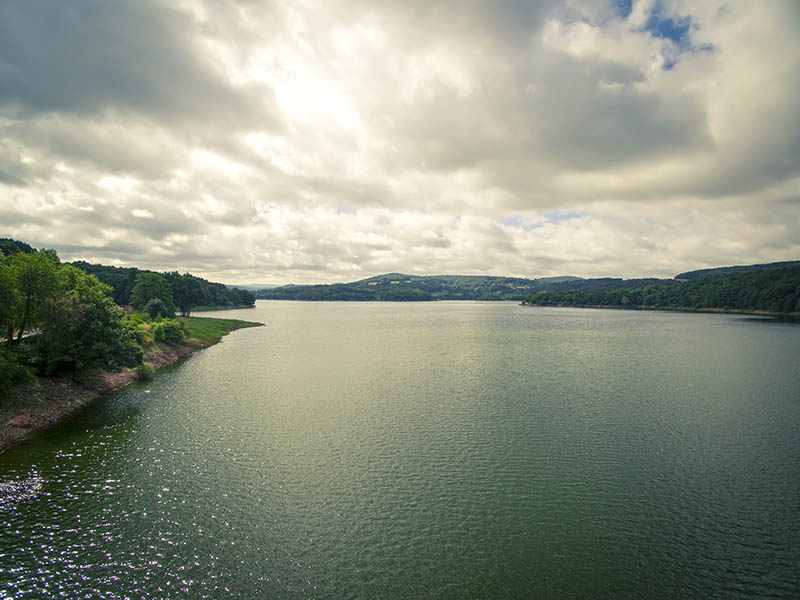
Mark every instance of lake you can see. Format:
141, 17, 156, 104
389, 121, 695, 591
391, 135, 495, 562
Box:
2, 301, 799, 598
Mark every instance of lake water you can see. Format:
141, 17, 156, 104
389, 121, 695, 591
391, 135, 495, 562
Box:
2, 301, 800, 598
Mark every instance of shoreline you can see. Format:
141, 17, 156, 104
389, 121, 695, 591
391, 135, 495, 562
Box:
0, 318, 261, 456
519, 302, 800, 319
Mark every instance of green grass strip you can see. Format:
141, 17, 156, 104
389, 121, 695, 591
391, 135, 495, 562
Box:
178, 316, 262, 347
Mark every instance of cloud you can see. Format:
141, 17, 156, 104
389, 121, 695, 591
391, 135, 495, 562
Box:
1, 0, 798, 284
0, 1, 271, 124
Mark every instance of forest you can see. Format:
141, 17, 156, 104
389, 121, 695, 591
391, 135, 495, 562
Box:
71, 261, 256, 311
525, 264, 800, 314
258, 263, 800, 312
0, 239, 255, 395
256, 273, 663, 302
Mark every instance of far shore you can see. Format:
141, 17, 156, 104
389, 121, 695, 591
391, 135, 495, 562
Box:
519, 302, 800, 320
189, 304, 256, 312
0, 317, 262, 456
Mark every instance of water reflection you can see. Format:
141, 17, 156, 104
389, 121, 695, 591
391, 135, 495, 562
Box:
1, 302, 799, 598
0, 470, 45, 510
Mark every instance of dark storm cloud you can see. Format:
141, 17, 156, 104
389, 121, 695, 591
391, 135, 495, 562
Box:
6, 117, 183, 180
0, 1, 270, 126
0, 141, 30, 186
521, 53, 712, 169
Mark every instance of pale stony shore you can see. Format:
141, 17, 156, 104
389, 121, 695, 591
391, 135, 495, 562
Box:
0, 344, 195, 455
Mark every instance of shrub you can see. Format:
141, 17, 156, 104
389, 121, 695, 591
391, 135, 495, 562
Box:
144, 298, 171, 320
152, 318, 186, 343
135, 361, 155, 381
0, 348, 33, 397
130, 321, 154, 346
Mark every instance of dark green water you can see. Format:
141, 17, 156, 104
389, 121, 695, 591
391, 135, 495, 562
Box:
2, 301, 800, 599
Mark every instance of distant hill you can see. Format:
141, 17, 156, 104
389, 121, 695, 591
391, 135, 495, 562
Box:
0, 238, 36, 256
225, 283, 280, 291
256, 272, 670, 302
256, 260, 800, 309
675, 260, 800, 280
527, 264, 800, 314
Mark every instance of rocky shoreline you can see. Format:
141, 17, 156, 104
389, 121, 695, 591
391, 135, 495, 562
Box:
0, 343, 195, 455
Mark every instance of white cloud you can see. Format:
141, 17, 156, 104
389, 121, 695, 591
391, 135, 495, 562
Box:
0, 0, 798, 284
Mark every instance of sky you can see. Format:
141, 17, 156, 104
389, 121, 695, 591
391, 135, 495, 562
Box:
1, 0, 798, 285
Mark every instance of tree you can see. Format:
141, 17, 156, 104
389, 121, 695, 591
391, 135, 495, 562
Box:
130, 272, 176, 316
37, 267, 142, 376
7, 249, 60, 342
168, 273, 206, 317
0, 238, 36, 256
144, 298, 171, 320
0, 262, 18, 342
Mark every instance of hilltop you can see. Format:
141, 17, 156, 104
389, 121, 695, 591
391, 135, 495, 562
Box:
255, 272, 665, 302
255, 260, 800, 312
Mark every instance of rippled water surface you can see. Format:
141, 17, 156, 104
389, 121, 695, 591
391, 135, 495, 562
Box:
2, 302, 800, 598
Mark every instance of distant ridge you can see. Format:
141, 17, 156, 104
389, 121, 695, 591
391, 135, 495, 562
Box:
255, 260, 800, 306
525, 262, 800, 314
256, 272, 665, 301
675, 260, 800, 280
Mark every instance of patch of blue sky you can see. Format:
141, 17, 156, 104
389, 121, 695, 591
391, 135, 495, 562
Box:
544, 211, 584, 224
613, 0, 633, 19
500, 216, 541, 232
646, 9, 691, 47
501, 211, 584, 231
635, 1, 714, 70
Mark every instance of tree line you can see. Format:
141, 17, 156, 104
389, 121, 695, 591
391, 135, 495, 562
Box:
1, 247, 142, 390
524, 265, 800, 314
0, 239, 254, 395
257, 273, 668, 302
71, 261, 255, 314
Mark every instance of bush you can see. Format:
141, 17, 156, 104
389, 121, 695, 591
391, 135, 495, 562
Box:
0, 348, 33, 397
144, 298, 171, 320
131, 321, 153, 346
135, 361, 155, 381
152, 318, 186, 343
127, 312, 147, 324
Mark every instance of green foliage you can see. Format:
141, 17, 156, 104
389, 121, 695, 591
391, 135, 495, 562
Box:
0, 238, 36, 256
144, 298, 171, 320
130, 272, 176, 316
3, 248, 60, 341
71, 261, 139, 304
525, 265, 800, 314
0, 263, 18, 342
152, 318, 186, 343
256, 263, 800, 310
132, 321, 154, 346
126, 312, 147, 324
1, 241, 261, 387
135, 361, 156, 381
378, 287, 434, 301
256, 273, 664, 302
35, 269, 143, 375
179, 316, 261, 346
0, 347, 32, 397
675, 261, 800, 280
165, 272, 206, 317
71, 262, 255, 311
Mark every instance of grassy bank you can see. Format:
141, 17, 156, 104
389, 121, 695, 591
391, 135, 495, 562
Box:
188, 304, 256, 313
179, 316, 262, 347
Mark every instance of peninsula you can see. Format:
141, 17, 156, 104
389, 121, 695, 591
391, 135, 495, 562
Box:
0, 239, 261, 454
